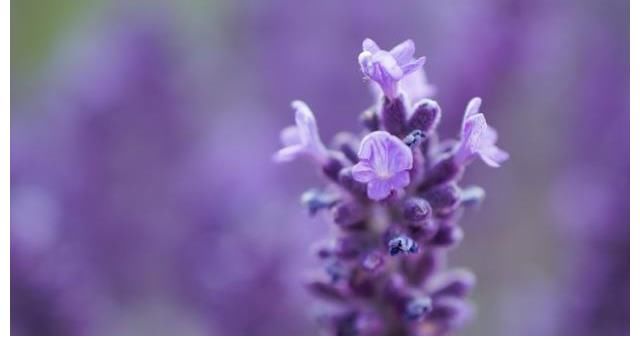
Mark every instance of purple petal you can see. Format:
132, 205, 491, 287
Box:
273, 145, 303, 163
362, 38, 380, 53
479, 146, 509, 167
390, 39, 416, 65
387, 136, 413, 172
367, 179, 393, 201
399, 56, 425, 76
388, 171, 410, 190
280, 125, 300, 146
351, 161, 376, 183
463, 97, 482, 120
372, 51, 403, 80
462, 114, 488, 152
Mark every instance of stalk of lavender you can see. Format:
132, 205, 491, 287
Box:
274, 39, 509, 336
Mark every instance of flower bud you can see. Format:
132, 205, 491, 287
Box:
404, 249, 444, 285
430, 225, 464, 247
426, 297, 473, 330
419, 156, 463, 190
332, 132, 360, 163
424, 183, 462, 214
306, 278, 349, 303
428, 269, 476, 299
332, 200, 365, 227
408, 99, 441, 133
381, 95, 408, 137
359, 108, 380, 131
403, 197, 432, 225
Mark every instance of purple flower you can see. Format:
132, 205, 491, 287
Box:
454, 98, 509, 167
274, 100, 329, 163
358, 38, 426, 100
277, 37, 508, 335
351, 131, 413, 200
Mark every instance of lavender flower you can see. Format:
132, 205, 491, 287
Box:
274, 100, 329, 163
276, 38, 509, 335
351, 131, 413, 201
358, 38, 426, 100
454, 98, 509, 167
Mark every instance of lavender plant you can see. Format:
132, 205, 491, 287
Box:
274, 38, 508, 336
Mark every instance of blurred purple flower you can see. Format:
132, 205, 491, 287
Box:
455, 103, 509, 168
274, 100, 328, 163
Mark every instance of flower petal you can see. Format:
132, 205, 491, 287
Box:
463, 97, 482, 120
387, 136, 413, 172
351, 161, 376, 183
273, 145, 304, 163
390, 39, 415, 65
367, 179, 393, 201
479, 146, 509, 167
372, 51, 403, 80
280, 125, 301, 146
399, 56, 425, 76
388, 171, 410, 190
362, 38, 380, 53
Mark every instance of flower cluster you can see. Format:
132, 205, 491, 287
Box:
275, 38, 508, 335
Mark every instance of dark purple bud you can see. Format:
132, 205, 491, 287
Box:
381, 95, 408, 137
460, 186, 486, 208
428, 269, 476, 299
426, 297, 473, 330
424, 183, 462, 213
403, 129, 427, 148
360, 108, 380, 131
419, 156, 462, 190
332, 200, 365, 227
403, 197, 432, 225
430, 225, 464, 247
306, 279, 349, 303
404, 249, 444, 285
388, 235, 419, 256
382, 274, 411, 307
409, 218, 439, 241
332, 132, 360, 164
300, 188, 340, 215
349, 268, 376, 297
338, 167, 368, 199
321, 152, 346, 182
408, 99, 441, 133
405, 297, 433, 321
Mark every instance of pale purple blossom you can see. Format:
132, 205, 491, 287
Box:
274, 100, 329, 163
277, 38, 508, 335
358, 38, 426, 100
351, 131, 413, 200
455, 110, 509, 167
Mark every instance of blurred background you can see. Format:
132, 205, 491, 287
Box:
11, 0, 629, 335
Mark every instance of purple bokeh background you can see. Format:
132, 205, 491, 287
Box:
11, 0, 629, 335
